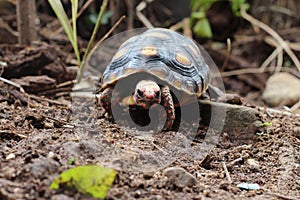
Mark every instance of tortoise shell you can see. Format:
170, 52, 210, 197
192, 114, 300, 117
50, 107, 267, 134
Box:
101, 28, 210, 98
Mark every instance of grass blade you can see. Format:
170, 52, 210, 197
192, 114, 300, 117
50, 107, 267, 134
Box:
70, 0, 81, 65
48, 0, 81, 65
77, 0, 108, 81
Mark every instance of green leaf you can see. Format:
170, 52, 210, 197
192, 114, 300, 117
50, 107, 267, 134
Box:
50, 165, 116, 199
231, 0, 249, 16
68, 157, 76, 165
190, 0, 218, 12
193, 18, 213, 38
191, 11, 206, 20
88, 10, 112, 25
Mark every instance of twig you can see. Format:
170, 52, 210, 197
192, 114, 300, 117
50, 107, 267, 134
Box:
0, 76, 71, 107
290, 100, 300, 113
77, 0, 94, 18
28, 95, 70, 107
77, 14, 125, 82
218, 65, 299, 78
183, 18, 192, 38
276, 45, 283, 72
136, 0, 154, 28
221, 161, 232, 183
43, 115, 73, 126
57, 80, 76, 88
170, 21, 183, 31
221, 38, 232, 72
0, 18, 19, 37
240, 7, 300, 72
289, 42, 300, 51
0, 130, 27, 139
0, 77, 25, 93
258, 107, 300, 117
265, 192, 299, 200
93, 15, 126, 48
260, 45, 283, 70
229, 157, 243, 166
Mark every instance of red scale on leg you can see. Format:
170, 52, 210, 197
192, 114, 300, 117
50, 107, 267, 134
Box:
160, 85, 175, 131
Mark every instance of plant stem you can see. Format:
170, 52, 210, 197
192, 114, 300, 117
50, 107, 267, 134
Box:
77, 0, 108, 82
71, 0, 81, 66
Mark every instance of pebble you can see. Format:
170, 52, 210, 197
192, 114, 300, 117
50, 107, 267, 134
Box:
163, 167, 197, 188
262, 72, 300, 107
6, 153, 16, 160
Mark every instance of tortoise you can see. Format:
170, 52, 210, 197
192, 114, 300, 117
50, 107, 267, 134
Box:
97, 28, 211, 130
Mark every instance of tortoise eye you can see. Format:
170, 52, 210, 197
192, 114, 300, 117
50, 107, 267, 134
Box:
137, 89, 144, 98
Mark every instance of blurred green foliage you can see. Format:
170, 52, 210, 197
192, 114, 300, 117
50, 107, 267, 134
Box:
50, 165, 116, 199
88, 10, 113, 25
190, 0, 249, 38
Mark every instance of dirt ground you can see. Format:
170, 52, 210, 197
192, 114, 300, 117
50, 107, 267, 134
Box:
0, 81, 299, 200
1, 1, 300, 200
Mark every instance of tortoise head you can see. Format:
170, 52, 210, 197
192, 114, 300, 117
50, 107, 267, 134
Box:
133, 80, 161, 109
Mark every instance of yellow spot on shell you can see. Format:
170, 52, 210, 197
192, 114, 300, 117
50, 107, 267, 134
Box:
124, 68, 136, 75
109, 74, 116, 82
172, 79, 182, 89
113, 48, 126, 60
188, 44, 199, 57
196, 85, 203, 97
140, 46, 158, 57
151, 69, 166, 79
176, 53, 191, 66
144, 32, 168, 38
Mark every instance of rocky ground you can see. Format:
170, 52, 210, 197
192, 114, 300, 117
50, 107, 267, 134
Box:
0, 81, 299, 199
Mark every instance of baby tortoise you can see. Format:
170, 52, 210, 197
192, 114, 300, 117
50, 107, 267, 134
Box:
97, 28, 210, 130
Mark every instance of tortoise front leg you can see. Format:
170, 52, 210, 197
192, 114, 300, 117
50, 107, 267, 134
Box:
160, 85, 175, 131
98, 87, 113, 117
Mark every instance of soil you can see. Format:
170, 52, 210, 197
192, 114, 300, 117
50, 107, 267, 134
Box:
1, 84, 299, 200
1, 1, 300, 200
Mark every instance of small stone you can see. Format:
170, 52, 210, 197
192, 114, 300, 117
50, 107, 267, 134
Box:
48, 151, 55, 159
44, 121, 54, 129
262, 73, 300, 107
237, 183, 260, 190
163, 167, 197, 188
203, 189, 211, 197
143, 171, 155, 179
2, 166, 16, 179
247, 158, 259, 167
6, 153, 15, 160
51, 194, 74, 200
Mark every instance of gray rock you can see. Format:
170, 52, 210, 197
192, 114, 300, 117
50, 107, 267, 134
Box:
163, 167, 197, 188
199, 100, 262, 144
262, 73, 300, 107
